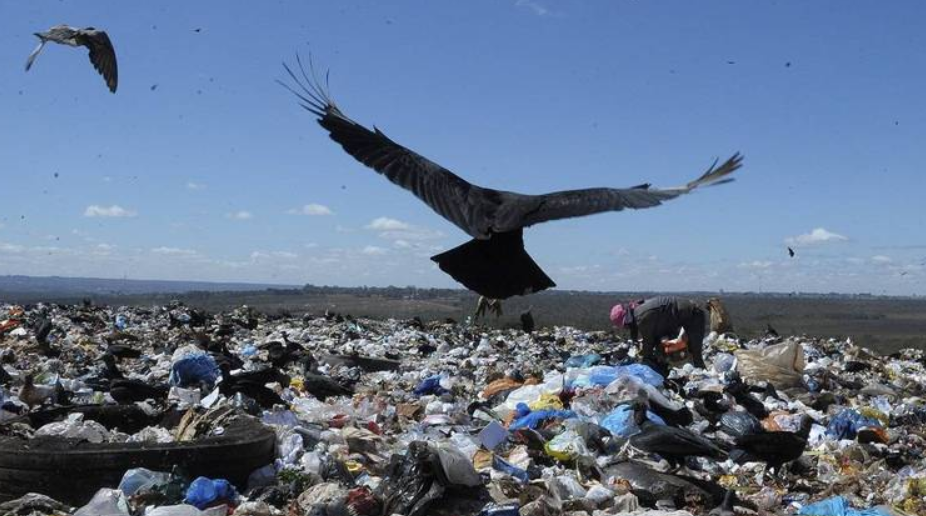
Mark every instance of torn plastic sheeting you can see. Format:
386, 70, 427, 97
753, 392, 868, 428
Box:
735, 340, 805, 388
798, 496, 895, 516
599, 404, 665, 437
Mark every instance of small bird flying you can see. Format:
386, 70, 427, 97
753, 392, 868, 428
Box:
25, 25, 118, 93
281, 56, 742, 300
788, 246, 795, 257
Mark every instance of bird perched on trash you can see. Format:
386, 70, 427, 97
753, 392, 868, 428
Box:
629, 395, 726, 469
25, 25, 118, 93
280, 56, 742, 305
520, 308, 535, 333
724, 376, 769, 420
218, 363, 286, 409
17, 373, 60, 408
731, 415, 814, 477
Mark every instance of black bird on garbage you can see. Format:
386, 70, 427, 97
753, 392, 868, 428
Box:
25, 25, 118, 92
107, 344, 142, 360
731, 415, 814, 476
520, 308, 535, 333
219, 364, 285, 409
302, 371, 354, 401
629, 396, 726, 469
281, 56, 742, 306
95, 354, 168, 404
725, 376, 769, 420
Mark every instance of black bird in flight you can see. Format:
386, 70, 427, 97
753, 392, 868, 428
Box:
281, 56, 742, 300
25, 25, 118, 93
788, 246, 795, 257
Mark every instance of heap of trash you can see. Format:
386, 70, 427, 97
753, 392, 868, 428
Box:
0, 301, 924, 516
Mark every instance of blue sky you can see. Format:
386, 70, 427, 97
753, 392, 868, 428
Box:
1, 1, 924, 295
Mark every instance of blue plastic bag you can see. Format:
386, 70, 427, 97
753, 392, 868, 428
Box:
414, 375, 448, 396
799, 496, 893, 516
184, 476, 238, 510
599, 404, 665, 437
572, 364, 664, 389
509, 408, 578, 430
492, 455, 529, 483
169, 353, 220, 388
825, 410, 882, 440
565, 354, 602, 368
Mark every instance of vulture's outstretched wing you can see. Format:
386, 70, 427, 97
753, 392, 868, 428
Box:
513, 153, 742, 228
279, 56, 492, 239
78, 29, 117, 92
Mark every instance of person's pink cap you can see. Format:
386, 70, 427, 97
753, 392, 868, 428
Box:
610, 304, 626, 328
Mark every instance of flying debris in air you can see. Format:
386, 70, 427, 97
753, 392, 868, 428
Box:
281, 55, 742, 301
788, 246, 795, 257
25, 25, 118, 93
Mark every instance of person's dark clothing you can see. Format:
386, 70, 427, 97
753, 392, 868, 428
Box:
626, 296, 706, 372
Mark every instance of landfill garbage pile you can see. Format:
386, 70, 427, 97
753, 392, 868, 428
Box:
0, 302, 925, 516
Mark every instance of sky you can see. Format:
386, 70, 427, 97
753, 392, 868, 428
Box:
1, 1, 924, 295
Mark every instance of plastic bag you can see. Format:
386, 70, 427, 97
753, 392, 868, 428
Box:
719, 411, 763, 438
599, 405, 665, 437
492, 455, 530, 483
571, 364, 664, 389
544, 429, 589, 461
118, 468, 170, 496
414, 375, 448, 396
35, 413, 110, 443
565, 354, 602, 368
826, 409, 882, 440
184, 477, 239, 510
509, 407, 578, 430
798, 496, 895, 516
735, 341, 805, 388
73, 489, 129, 516
434, 442, 482, 487
169, 352, 219, 389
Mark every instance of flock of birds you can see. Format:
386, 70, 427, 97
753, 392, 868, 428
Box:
23, 24, 745, 312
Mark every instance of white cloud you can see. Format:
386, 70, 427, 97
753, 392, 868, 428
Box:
186, 182, 206, 191
250, 250, 298, 260
871, 255, 893, 264
366, 217, 443, 241
96, 243, 116, 251
288, 203, 333, 216
739, 260, 774, 269
304, 242, 319, 249
393, 240, 412, 249
152, 246, 198, 257
84, 205, 137, 218
516, 0, 550, 16
227, 211, 253, 220
361, 245, 388, 256
785, 228, 848, 246
0, 242, 24, 253
366, 217, 410, 231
